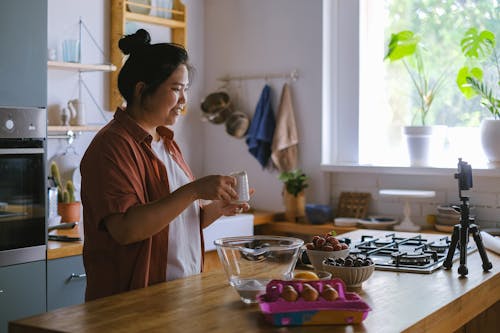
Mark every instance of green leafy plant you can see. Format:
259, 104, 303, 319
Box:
278, 169, 309, 197
456, 28, 499, 119
385, 30, 448, 126
50, 161, 77, 203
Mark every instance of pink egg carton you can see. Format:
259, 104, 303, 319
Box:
258, 278, 371, 326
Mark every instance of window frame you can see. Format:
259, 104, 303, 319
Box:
322, 0, 499, 175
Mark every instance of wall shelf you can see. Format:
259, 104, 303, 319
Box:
48, 125, 102, 133
48, 61, 116, 72
110, 0, 186, 109
125, 12, 185, 28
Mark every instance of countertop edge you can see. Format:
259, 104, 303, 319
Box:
404, 264, 500, 333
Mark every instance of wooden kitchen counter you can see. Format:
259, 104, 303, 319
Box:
10, 229, 500, 333
47, 226, 84, 260
46, 211, 274, 260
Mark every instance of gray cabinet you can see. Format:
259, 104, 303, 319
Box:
47, 255, 86, 311
0, 261, 46, 333
0, 0, 47, 108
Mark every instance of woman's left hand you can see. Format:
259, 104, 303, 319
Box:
218, 188, 255, 216
220, 202, 251, 216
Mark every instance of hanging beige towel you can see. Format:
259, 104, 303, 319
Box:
271, 83, 299, 172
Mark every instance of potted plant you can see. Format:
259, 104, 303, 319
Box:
385, 30, 448, 166
456, 28, 500, 165
278, 169, 309, 223
51, 161, 81, 223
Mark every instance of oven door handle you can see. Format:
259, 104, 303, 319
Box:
0, 148, 44, 155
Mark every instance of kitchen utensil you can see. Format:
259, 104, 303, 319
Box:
358, 216, 398, 230
48, 222, 77, 232
333, 217, 360, 227
201, 91, 232, 124
127, 0, 151, 15
214, 235, 303, 304
62, 39, 80, 63
225, 111, 250, 138
305, 204, 333, 225
48, 235, 81, 242
67, 99, 86, 126
337, 192, 371, 218
229, 171, 249, 204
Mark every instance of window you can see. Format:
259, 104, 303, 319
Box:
323, 0, 499, 169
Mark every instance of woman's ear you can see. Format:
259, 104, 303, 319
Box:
133, 81, 146, 100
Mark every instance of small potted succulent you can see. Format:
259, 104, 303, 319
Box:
385, 30, 449, 166
278, 169, 309, 223
51, 161, 81, 223
456, 28, 500, 165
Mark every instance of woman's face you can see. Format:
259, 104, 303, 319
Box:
142, 64, 189, 127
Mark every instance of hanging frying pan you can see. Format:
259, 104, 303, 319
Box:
200, 91, 233, 124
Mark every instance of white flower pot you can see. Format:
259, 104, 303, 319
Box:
480, 118, 500, 166
403, 126, 445, 167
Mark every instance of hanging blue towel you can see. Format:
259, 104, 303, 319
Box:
246, 84, 276, 168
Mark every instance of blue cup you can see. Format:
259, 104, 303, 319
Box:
62, 39, 80, 63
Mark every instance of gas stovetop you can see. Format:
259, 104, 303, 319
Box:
344, 232, 476, 274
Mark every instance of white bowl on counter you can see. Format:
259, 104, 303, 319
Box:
334, 217, 360, 227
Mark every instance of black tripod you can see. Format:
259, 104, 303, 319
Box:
442, 158, 492, 277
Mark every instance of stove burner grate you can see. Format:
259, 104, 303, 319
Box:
350, 233, 476, 273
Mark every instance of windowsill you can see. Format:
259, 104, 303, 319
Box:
321, 163, 500, 177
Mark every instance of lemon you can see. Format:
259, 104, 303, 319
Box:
293, 271, 319, 280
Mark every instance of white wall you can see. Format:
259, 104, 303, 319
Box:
330, 172, 500, 229
47, 0, 205, 180
203, 0, 326, 210
46, 0, 500, 228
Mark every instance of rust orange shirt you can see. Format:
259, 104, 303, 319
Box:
80, 108, 203, 301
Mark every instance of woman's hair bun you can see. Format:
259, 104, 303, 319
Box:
119, 29, 152, 55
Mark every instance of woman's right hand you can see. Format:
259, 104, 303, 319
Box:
194, 175, 238, 202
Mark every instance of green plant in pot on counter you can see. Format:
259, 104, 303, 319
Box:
456, 28, 500, 164
51, 161, 81, 222
278, 169, 309, 223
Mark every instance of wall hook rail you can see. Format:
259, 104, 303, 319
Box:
217, 69, 299, 83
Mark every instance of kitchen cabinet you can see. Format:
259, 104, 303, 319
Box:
0, 261, 46, 333
109, 0, 186, 109
0, 0, 47, 108
46, 255, 86, 311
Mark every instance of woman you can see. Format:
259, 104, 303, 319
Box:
80, 29, 250, 301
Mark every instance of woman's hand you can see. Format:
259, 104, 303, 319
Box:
200, 188, 255, 228
194, 175, 238, 202
216, 187, 255, 216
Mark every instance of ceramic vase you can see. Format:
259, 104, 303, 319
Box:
283, 189, 306, 223
403, 126, 446, 167
480, 118, 500, 167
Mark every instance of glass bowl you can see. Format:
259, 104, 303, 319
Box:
214, 235, 304, 304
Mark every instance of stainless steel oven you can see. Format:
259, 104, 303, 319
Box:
0, 107, 46, 267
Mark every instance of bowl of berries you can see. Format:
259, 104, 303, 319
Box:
303, 232, 350, 271
322, 255, 375, 290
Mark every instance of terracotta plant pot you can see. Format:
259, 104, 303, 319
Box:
58, 202, 81, 223
283, 190, 306, 223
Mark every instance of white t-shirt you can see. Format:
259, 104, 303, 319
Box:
151, 138, 201, 280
